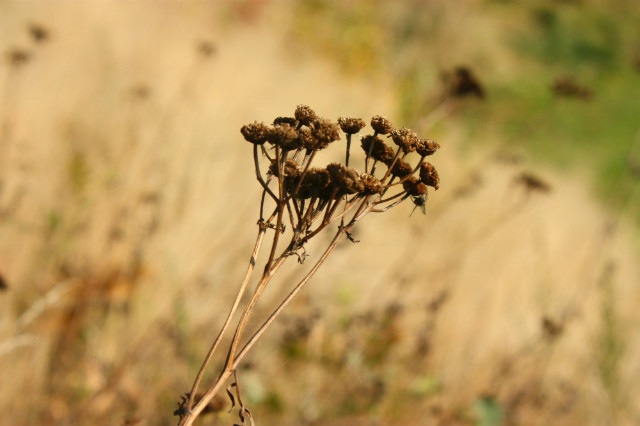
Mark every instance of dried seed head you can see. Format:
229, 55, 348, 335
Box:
515, 172, 551, 193
28, 24, 49, 43
294, 105, 317, 126
360, 173, 384, 195
297, 127, 318, 150
326, 163, 364, 194
403, 176, 429, 196
309, 118, 341, 150
7, 48, 31, 66
269, 159, 302, 179
416, 139, 440, 157
273, 116, 298, 127
390, 127, 419, 153
241, 121, 270, 145
419, 162, 440, 190
338, 117, 366, 134
268, 123, 303, 150
361, 135, 395, 163
371, 115, 394, 134
297, 168, 332, 199
389, 158, 413, 177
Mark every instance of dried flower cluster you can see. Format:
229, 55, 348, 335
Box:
177, 105, 440, 426
241, 105, 440, 241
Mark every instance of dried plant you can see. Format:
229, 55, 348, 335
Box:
175, 105, 441, 426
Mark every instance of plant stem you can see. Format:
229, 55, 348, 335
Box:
185, 226, 267, 410
234, 226, 348, 367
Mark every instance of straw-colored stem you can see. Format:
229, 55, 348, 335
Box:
266, 148, 286, 270
186, 226, 267, 409
234, 226, 347, 367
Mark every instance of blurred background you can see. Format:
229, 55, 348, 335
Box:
1, 1, 639, 425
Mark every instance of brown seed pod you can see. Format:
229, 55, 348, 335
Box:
269, 159, 302, 179
268, 123, 303, 150
240, 121, 270, 145
360, 173, 384, 195
361, 135, 395, 163
402, 176, 428, 196
294, 105, 317, 126
296, 168, 332, 199
416, 139, 440, 157
338, 117, 366, 134
370, 115, 394, 135
297, 127, 318, 150
389, 158, 413, 178
309, 118, 341, 150
273, 116, 298, 127
326, 163, 364, 194
419, 162, 440, 190
269, 160, 303, 195
390, 128, 418, 153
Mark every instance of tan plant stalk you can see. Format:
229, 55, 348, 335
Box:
175, 106, 441, 426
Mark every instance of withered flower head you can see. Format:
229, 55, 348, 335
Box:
390, 127, 418, 153
297, 168, 332, 199
269, 159, 302, 180
7, 48, 31, 66
326, 163, 364, 194
294, 105, 317, 126
268, 123, 303, 150
297, 127, 318, 150
28, 24, 49, 43
241, 121, 270, 145
269, 160, 302, 198
389, 158, 413, 177
402, 176, 428, 196
338, 117, 366, 134
370, 115, 394, 135
361, 135, 395, 163
309, 118, 341, 150
360, 173, 384, 195
419, 162, 440, 190
416, 139, 440, 157
273, 116, 298, 127
515, 172, 551, 193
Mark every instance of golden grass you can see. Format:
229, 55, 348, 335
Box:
1, 2, 639, 426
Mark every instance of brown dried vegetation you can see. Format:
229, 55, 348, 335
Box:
177, 105, 441, 426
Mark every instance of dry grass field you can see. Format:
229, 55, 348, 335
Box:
1, 2, 639, 426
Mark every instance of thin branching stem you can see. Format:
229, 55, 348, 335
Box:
253, 145, 278, 203
265, 148, 286, 270
186, 226, 267, 410
234, 226, 348, 367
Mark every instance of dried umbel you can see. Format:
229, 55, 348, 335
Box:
178, 105, 441, 426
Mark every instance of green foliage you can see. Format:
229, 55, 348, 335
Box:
473, 396, 504, 426
596, 262, 624, 404
263, 391, 284, 414
518, 6, 622, 73
409, 374, 441, 398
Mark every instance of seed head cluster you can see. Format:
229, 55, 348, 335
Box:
241, 104, 441, 239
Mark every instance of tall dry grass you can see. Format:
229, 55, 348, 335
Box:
1, 3, 639, 426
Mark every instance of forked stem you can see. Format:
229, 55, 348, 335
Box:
186, 226, 267, 410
